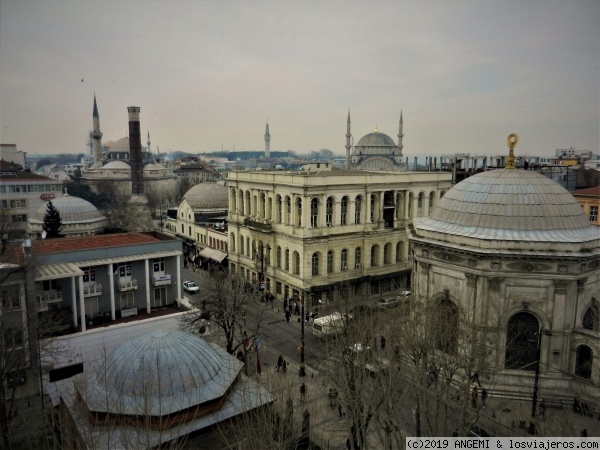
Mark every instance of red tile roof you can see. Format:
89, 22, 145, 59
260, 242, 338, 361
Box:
572, 186, 600, 197
32, 233, 161, 255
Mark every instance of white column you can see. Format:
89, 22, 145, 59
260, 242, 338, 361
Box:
71, 276, 77, 327
176, 255, 182, 303
411, 194, 419, 219
404, 192, 411, 219
78, 276, 86, 332
109, 264, 115, 320
145, 259, 151, 314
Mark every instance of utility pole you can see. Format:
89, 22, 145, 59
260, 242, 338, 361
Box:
528, 329, 551, 435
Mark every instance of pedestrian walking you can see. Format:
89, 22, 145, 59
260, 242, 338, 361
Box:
481, 388, 488, 407
277, 355, 284, 372
283, 297, 288, 311
282, 359, 287, 372
471, 385, 478, 408
580, 428, 588, 437
295, 300, 301, 316
539, 399, 546, 421
300, 383, 307, 402
285, 310, 291, 323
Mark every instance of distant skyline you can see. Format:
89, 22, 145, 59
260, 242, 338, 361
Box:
0, 0, 598, 157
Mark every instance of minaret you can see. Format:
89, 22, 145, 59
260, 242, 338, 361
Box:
397, 110, 404, 156
147, 131, 151, 153
91, 94, 103, 167
128, 107, 144, 196
264, 121, 271, 159
345, 109, 352, 169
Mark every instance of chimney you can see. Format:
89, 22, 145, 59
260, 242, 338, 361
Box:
128, 107, 144, 195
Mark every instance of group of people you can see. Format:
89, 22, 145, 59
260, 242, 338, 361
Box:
276, 354, 288, 373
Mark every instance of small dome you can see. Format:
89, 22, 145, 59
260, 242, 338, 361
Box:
144, 163, 163, 171
183, 183, 228, 209
102, 160, 130, 169
82, 330, 241, 416
415, 169, 600, 243
107, 136, 130, 153
33, 193, 105, 224
356, 131, 396, 147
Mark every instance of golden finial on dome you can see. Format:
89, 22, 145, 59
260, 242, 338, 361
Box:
374, 123, 378, 132
505, 133, 518, 169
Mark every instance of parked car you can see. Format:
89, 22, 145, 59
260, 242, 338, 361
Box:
183, 281, 200, 294
378, 297, 400, 309
400, 290, 412, 298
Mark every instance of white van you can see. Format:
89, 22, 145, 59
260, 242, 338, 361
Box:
312, 312, 352, 339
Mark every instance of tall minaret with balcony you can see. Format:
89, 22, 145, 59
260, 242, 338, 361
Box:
91, 94, 103, 167
397, 110, 404, 156
147, 131, 151, 154
264, 121, 271, 159
345, 109, 352, 169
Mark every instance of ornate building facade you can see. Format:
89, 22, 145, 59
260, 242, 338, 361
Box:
410, 138, 600, 403
227, 163, 452, 307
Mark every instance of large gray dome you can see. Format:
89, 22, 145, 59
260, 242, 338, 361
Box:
81, 330, 242, 416
356, 131, 396, 147
415, 169, 600, 243
183, 183, 228, 209
32, 193, 105, 224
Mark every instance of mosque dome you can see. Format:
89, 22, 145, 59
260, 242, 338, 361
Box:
102, 160, 130, 169
107, 136, 130, 153
32, 193, 105, 224
414, 169, 600, 245
144, 163, 164, 171
81, 330, 242, 416
183, 183, 228, 209
356, 131, 396, 147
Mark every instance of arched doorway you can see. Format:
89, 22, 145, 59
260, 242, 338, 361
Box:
505, 312, 539, 371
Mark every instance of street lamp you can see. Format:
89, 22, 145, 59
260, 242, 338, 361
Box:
528, 329, 552, 435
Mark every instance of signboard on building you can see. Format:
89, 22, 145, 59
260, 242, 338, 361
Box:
153, 274, 172, 286
40, 193, 56, 201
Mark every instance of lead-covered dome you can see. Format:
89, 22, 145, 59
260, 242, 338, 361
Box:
356, 131, 396, 147
106, 136, 130, 153
414, 169, 600, 245
183, 183, 228, 209
32, 193, 105, 224
80, 330, 242, 416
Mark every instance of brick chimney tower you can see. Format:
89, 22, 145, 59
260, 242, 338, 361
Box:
128, 106, 144, 195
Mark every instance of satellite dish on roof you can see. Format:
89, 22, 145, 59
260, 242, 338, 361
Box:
41, 231, 47, 239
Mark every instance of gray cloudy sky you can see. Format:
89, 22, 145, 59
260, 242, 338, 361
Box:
0, 0, 598, 157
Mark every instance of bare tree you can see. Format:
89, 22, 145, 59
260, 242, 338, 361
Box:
181, 271, 266, 357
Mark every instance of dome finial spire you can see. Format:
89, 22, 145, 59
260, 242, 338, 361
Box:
505, 133, 519, 169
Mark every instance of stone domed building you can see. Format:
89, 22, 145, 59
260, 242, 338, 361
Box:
104, 136, 154, 164
28, 191, 108, 237
409, 137, 600, 404
172, 182, 229, 267
345, 110, 405, 170
56, 330, 273, 448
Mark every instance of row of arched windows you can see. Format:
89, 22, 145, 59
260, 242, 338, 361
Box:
431, 300, 595, 380
230, 189, 446, 225
230, 233, 406, 275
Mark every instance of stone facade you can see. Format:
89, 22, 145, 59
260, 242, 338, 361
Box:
227, 165, 452, 309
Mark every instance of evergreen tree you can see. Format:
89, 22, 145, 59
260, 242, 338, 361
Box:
42, 201, 63, 238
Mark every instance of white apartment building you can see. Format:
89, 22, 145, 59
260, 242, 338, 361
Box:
226, 164, 452, 309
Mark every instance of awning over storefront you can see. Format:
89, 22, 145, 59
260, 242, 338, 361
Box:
198, 247, 228, 263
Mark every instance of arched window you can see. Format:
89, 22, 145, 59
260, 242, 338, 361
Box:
188, 226, 192, 236
296, 198, 302, 226
286, 196, 291, 224
433, 295, 458, 355
285, 248, 290, 271
312, 253, 319, 276
327, 250, 333, 273
246, 237, 250, 257
582, 304, 599, 331
260, 192, 266, 219
396, 241, 403, 262
326, 197, 334, 226
293, 251, 300, 275
311, 198, 319, 227
370, 245, 379, 267
181, 224, 184, 233
355, 196, 362, 224
575, 345, 593, 379
277, 246, 282, 268
238, 190, 244, 215
231, 188, 236, 212
252, 240, 257, 260
429, 191, 435, 215
370, 194, 376, 222
277, 195, 282, 223
341, 196, 348, 225
341, 249, 348, 270
265, 245, 271, 265
231, 234, 236, 252
384, 243, 392, 264
408, 192, 414, 217
505, 312, 539, 371
355, 247, 361, 269
240, 237, 244, 255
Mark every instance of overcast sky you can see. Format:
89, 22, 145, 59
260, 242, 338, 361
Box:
0, 0, 598, 158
